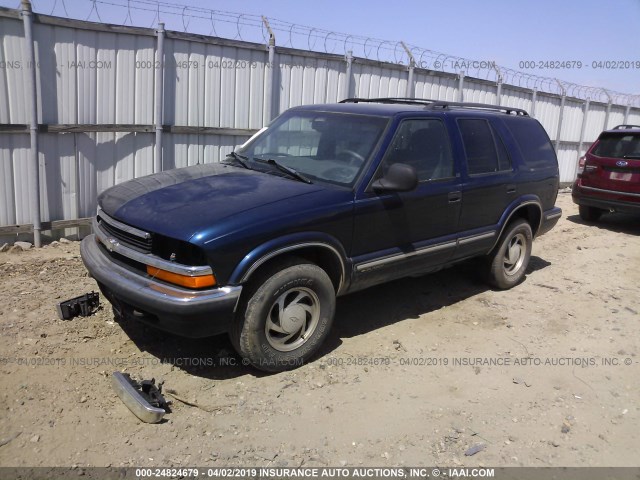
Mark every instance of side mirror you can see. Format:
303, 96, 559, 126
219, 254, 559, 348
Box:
371, 163, 418, 192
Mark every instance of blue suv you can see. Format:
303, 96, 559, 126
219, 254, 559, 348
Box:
81, 98, 562, 371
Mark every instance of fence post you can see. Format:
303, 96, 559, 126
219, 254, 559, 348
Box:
554, 80, 566, 153
20, 0, 41, 247
457, 71, 465, 102
602, 89, 612, 131
604, 101, 612, 130
623, 105, 631, 124
577, 98, 590, 172
401, 41, 415, 98
531, 88, 537, 117
154, 22, 165, 173
261, 17, 277, 124
344, 50, 354, 99
493, 64, 502, 105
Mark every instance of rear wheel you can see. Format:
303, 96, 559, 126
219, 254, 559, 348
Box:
231, 261, 335, 372
579, 205, 603, 222
485, 219, 532, 290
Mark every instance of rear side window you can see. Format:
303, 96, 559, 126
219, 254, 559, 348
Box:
503, 117, 556, 169
381, 118, 454, 181
458, 119, 511, 175
592, 133, 640, 159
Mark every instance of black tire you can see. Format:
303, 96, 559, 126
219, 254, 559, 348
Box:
231, 262, 335, 372
579, 205, 603, 222
485, 219, 532, 290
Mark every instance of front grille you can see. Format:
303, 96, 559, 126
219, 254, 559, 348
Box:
98, 214, 153, 253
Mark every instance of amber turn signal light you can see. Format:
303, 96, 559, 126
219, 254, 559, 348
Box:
146, 266, 216, 289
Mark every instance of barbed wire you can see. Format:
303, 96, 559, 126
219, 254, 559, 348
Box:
7, 0, 638, 106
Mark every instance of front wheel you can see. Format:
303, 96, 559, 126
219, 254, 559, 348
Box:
231, 262, 336, 372
485, 219, 532, 290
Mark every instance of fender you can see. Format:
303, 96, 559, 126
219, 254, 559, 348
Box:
489, 195, 543, 252
228, 231, 350, 293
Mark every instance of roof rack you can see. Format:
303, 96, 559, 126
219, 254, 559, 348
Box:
430, 100, 528, 116
613, 124, 640, 130
340, 97, 436, 106
339, 97, 529, 116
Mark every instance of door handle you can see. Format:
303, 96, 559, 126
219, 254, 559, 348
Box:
448, 191, 462, 203
506, 184, 516, 194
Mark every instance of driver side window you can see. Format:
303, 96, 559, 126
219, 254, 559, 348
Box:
381, 119, 454, 181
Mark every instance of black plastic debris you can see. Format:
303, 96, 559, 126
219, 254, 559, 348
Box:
56, 291, 100, 320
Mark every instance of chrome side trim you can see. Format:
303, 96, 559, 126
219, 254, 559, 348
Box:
97, 207, 151, 240
354, 203, 544, 272
545, 211, 562, 220
580, 185, 640, 198
355, 240, 457, 272
458, 231, 496, 245
112, 372, 165, 423
239, 242, 346, 292
93, 217, 213, 277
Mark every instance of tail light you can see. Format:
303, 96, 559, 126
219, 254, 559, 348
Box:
578, 155, 598, 176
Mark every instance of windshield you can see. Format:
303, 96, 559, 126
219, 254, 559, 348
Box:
593, 133, 640, 159
237, 110, 388, 186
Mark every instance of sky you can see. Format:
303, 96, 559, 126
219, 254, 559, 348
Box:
3, 0, 639, 96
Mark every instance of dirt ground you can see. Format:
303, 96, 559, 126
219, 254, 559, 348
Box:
0, 191, 638, 468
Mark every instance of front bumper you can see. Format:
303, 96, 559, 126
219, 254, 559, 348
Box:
80, 235, 242, 338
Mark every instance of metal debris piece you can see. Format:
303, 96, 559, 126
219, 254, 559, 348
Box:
513, 376, 532, 387
111, 372, 170, 423
464, 443, 486, 456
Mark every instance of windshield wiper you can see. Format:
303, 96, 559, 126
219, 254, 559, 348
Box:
255, 158, 313, 184
223, 151, 251, 169
623, 155, 640, 159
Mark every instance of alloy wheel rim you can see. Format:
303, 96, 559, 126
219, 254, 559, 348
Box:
503, 233, 526, 276
265, 287, 320, 352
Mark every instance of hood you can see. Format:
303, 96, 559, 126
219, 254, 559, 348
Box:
98, 163, 326, 241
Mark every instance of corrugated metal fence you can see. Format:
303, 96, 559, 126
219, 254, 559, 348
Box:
1, 3, 639, 243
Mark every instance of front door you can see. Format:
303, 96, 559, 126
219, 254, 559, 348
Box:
351, 117, 462, 290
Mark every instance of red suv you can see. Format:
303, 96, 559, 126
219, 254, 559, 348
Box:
572, 125, 640, 221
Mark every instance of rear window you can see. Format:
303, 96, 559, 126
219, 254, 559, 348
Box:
592, 133, 640, 159
503, 117, 556, 169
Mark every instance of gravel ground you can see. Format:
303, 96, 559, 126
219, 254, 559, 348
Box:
0, 192, 638, 468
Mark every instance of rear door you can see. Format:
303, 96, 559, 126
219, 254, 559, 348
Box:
583, 131, 640, 195
454, 117, 515, 257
